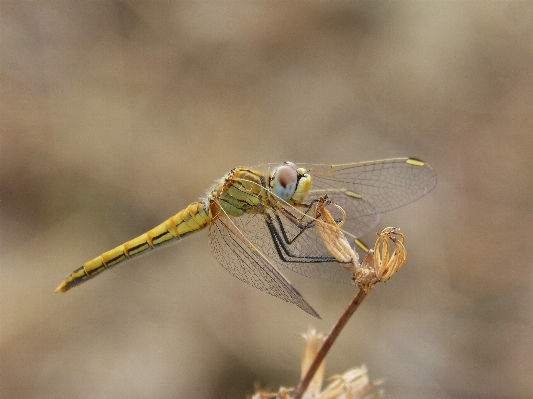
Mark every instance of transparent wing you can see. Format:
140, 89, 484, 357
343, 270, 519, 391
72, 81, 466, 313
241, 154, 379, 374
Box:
298, 158, 437, 236
208, 210, 321, 318
224, 208, 355, 284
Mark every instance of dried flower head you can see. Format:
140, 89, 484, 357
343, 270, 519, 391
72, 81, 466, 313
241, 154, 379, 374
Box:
313, 196, 359, 273
313, 195, 407, 293
317, 366, 384, 399
252, 386, 292, 399
252, 328, 382, 399
354, 227, 407, 292
300, 328, 325, 398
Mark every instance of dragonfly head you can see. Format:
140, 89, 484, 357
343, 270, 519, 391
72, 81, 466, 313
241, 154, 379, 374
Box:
272, 162, 311, 204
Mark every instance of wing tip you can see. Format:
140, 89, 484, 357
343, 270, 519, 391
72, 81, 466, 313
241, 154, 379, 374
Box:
289, 282, 321, 319
304, 304, 321, 319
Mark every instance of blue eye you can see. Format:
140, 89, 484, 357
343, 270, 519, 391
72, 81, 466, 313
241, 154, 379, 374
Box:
273, 164, 298, 201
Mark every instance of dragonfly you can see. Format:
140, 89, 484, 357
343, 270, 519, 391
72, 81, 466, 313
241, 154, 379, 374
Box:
56, 158, 436, 318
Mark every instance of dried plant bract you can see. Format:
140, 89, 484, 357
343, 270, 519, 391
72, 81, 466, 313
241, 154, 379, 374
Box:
354, 227, 407, 293
252, 328, 382, 399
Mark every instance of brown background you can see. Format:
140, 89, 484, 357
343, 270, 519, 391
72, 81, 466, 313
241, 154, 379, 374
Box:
2, 2, 532, 398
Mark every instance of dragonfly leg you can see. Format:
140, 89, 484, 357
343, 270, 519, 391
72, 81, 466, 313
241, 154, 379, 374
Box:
264, 212, 337, 264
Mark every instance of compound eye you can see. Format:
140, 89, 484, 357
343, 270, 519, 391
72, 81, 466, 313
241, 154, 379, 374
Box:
284, 161, 298, 170
273, 164, 298, 201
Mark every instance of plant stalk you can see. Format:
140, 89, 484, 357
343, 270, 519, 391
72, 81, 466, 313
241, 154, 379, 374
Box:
293, 288, 368, 399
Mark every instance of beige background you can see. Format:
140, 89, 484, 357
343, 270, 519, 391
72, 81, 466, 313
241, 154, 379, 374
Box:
2, 2, 532, 398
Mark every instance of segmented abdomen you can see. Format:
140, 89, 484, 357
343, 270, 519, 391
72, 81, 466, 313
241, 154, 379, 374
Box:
55, 201, 211, 292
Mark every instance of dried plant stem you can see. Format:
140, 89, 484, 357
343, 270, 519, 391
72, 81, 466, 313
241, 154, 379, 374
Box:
293, 288, 368, 399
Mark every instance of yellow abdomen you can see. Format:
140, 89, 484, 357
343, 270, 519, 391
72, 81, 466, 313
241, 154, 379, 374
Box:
55, 201, 211, 292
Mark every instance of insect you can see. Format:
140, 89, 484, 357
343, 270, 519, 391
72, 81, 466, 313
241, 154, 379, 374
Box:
56, 158, 436, 318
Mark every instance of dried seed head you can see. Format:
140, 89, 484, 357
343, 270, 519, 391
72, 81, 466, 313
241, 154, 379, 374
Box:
252, 386, 292, 399
300, 328, 325, 398
354, 227, 407, 292
313, 196, 359, 273
312, 195, 407, 292
252, 328, 383, 399
317, 365, 384, 399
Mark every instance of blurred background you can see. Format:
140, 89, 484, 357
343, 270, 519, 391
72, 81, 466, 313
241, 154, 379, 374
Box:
1, 1, 532, 398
